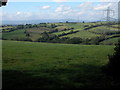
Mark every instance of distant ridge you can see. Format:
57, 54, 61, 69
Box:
2, 19, 99, 25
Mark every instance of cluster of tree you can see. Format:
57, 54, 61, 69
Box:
38, 23, 63, 28
2, 37, 32, 42
24, 30, 30, 37
47, 29, 58, 33
12, 37, 32, 41
84, 25, 89, 27
37, 32, 82, 44
37, 32, 109, 45
48, 27, 74, 34
2, 28, 17, 33
2, 24, 32, 33
90, 36, 106, 45
65, 21, 79, 24
60, 27, 74, 31
49, 24, 57, 28
2, 23, 61, 33
105, 31, 120, 35
58, 30, 79, 37
84, 25, 103, 30
89, 30, 120, 36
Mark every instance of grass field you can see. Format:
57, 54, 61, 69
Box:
0, 26, 15, 29
63, 23, 84, 29
2, 28, 42, 41
53, 29, 81, 36
26, 27, 53, 33
2, 40, 116, 89
55, 26, 70, 31
2, 29, 26, 40
88, 26, 119, 34
100, 37, 120, 45
62, 30, 100, 39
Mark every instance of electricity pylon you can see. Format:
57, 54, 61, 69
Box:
103, 7, 114, 35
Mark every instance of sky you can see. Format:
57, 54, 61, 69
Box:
5, 0, 120, 2
0, 0, 119, 22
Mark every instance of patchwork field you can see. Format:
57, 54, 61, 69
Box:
2, 22, 120, 44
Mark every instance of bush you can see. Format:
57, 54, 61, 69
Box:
104, 39, 120, 81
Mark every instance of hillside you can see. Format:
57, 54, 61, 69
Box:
1, 22, 120, 45
2, 40, 115, 89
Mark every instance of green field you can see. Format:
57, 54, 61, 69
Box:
26, 27, 53, 33
3, 40, 116, 89
0, 26, 15, 29
100, 37, 120, 45
2, 29, 26, 40
88, 26, 119, 34
62, 23, 84, 29
53, 29, 80, 35
62, 30, 100, 39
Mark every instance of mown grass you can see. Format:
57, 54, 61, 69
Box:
62, 30, 100, 39
2, 40, 116, 89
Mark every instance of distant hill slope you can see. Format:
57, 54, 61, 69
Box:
2, 22, 120, 45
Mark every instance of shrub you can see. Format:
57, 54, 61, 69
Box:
104, 39, 120, 81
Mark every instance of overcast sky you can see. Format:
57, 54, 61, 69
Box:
0, 0, 119, 22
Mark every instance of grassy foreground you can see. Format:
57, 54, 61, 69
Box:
2, 40, 115, 89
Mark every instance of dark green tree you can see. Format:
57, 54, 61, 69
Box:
67, 37, 82, 44
66, 21, 69, 23
38, 32, 50, 42
105, 39, 120, 81
26, 33, 30, 37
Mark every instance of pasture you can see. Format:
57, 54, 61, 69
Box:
62, 30, 100, 39
2, 40, 116, 89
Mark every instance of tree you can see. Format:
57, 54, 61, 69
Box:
105, 39, 120, 81
66, 21, 69, 23
38, 32, 50, 42
67, 37, 82, 44
82, 21, 85, 23
17, 25, 24, 29
26, 33, 30, 37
